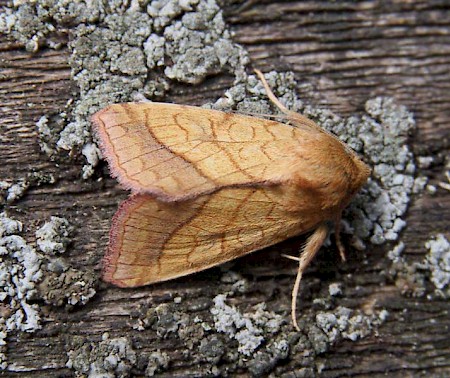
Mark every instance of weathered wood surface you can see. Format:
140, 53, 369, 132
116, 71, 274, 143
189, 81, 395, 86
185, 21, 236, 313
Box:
1, 1, 449, 377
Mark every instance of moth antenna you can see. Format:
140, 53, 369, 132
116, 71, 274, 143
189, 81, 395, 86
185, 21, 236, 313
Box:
254, 69, 290, 114
291, 224, 329, 331
254, 68, 323, 132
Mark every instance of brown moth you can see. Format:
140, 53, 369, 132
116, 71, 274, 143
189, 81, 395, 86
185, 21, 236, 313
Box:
92, 69, 371, 330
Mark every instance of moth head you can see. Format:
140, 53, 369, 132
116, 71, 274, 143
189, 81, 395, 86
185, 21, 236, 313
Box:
350, 155, 371, 194
340, 155, 371, 211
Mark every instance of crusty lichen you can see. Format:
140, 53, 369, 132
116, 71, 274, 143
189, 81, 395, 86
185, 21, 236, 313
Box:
0, 213, 96, 369
36, 216, 73, 255
129, 287, 387, 375
0, 213, 42, 369
0, 173, 56, 205
211, 294, 283, 356
66, 334, 137, 378
424, 234, 450, 298
1, 0, 249, 177
386, 233, 450, 300
315, 306, 388, 343
145, 350, 170, 377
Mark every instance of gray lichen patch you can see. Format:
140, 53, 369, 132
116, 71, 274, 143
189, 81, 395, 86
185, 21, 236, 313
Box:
0, 1, 103, 51
134, 292, 286, 374
38, 266, 97, 307
328, 282, 343, 297
0, 213, 96, 369
0, 213, 42, 331
211, 294, 284, 356
66, 333, 171, 377
207, 292, 387, 375
388, 251, 427, 298
1, 0, 249, 177
159, 0, 248, 84
424, 234, 450, 298
209, 70, 301, 115
145, 350, 170, 377
36, 216, 73, 255
36, 114, 65, 158
128, 282, 389, 375
387, 241, 405, 263
315, 306, 388, 343
0, 179, 29, 204
247, 337, 290, 376
386, 235, 450, 299
0, 173, 56, 205
277, 306, 388, 376
0, 213, 42, 369
66, 334, 137, 378
359, 98, 416, 242
35, 217, 96, 307
145, 303, 183, 337
197, 334, 226, 365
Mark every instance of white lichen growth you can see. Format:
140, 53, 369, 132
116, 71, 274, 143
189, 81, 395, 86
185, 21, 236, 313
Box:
147, 0, 200, 31
417, 156, 434, 169
328, 283, 343, 297
424, 234, 450, 297
66, 334, 137, 377
160, 0, 248, 84
36, 215, 96, 307
6, 181, 28, 203
35, 216, 73, 255
211, 294, 282, 356
0, 213, 96, 368
315, 306, 388, 343
387, 241, 405, 263
81, 143, 102, 179
0, 213, 43, 331
36, 115, 54, 155
145, 350, 170, 377
0, 179, 30, 204
0, 213, 43, 368
0, 331, 6, 370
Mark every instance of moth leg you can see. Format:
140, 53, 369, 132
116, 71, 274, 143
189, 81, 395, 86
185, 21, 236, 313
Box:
291, 224, 328, 331
334, 216, 346, 262
281, 253, 300, 262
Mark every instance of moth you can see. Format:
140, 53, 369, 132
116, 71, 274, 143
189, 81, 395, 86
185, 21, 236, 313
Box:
92, 70, 370, 330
